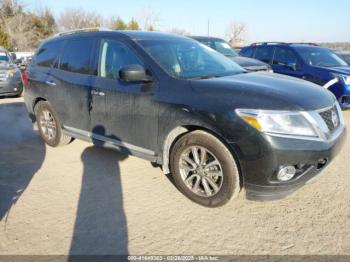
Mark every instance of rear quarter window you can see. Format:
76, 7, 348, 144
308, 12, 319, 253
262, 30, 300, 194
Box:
34, 41, 63, 68
59, 38, 95, 75
240, 47, 255, 57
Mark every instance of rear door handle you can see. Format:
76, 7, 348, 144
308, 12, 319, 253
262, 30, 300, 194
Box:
91, 90, 105, 96
45, 80, 56, 86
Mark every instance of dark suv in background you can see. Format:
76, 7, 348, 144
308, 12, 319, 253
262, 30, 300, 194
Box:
240, 43, 350, 109
24, 29, 345, 207
190, 36, 272, 72
0, 47, 23, 97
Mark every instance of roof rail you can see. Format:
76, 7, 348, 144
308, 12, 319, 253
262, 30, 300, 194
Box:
53, 27, 112, 38
251, 42, 288, 46
290, 42, 318, 46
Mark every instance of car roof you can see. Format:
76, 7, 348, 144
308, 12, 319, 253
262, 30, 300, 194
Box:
247, 43, 319, 48
190, 36, 225, 42
46, 29, 190, 43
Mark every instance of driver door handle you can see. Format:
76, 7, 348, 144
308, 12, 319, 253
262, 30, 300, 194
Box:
45, 80, 56, 86
91, 90, 105, 96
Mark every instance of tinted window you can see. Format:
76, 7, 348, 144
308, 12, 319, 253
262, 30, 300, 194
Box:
35, 41, 62, 67
0, 51, 10, 63
294, 46, 348, 67
140, 40, 244, 79
197, 39, 215, 49
254, 46, 273, 63
60, 39, 94, 74
273, 47, 298, 65
213, 40, 238, 57
99, 40, 141, 80
240, 47, 255, 57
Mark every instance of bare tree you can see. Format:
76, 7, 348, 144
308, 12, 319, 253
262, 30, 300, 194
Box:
58, 8, 102, 31
138, 7, 159, 31
168, 28, 189, 36
226, 22, 247, 47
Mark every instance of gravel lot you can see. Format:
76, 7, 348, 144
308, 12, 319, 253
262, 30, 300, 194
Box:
0, 97, 349, 256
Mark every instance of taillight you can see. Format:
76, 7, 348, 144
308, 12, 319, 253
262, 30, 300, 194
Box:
22, 70, 29, 88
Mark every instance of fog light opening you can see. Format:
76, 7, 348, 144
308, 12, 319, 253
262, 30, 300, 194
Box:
277, 166, 296, 182
316, 158, 328, 170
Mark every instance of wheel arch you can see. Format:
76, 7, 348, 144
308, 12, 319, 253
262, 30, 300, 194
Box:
162, 125, 244, 187
33, 97, 47, 115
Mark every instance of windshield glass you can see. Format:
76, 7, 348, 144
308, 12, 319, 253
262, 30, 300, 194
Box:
213, 40, 238, 57
0, 52, 10, 63
139, 40, 245, 79
294, 46, 348, 67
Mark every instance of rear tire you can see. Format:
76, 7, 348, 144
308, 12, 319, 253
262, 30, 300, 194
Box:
170, 130, 240, 207
35, 101, 73, 147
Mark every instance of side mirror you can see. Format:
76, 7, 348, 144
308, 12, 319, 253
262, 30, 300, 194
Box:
119, 64, 152, 83
10, 52, 17, 61
287, 62, 297, 71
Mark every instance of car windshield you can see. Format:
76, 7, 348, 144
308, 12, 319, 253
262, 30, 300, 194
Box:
294, 46, 348, 67
0, 52, 10, 63
139, 39, 245, 79
213, 40, 238, 57
338, 53, 350, 65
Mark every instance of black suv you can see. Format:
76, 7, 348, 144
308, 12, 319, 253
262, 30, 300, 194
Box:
24, 29, 346, 207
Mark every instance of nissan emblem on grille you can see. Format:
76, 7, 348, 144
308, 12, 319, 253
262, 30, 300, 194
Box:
319, 106, 339, 132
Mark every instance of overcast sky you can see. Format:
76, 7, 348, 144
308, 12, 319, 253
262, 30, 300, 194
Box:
24, 0, 350, 43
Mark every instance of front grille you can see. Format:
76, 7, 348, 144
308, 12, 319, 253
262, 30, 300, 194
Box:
319, 105, 339, 132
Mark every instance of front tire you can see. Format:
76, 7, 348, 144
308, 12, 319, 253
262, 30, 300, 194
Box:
170, 130, 240, 207
35, 101, 73, 147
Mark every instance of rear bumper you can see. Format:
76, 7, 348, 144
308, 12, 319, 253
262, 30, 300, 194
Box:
232, 125, 346, 201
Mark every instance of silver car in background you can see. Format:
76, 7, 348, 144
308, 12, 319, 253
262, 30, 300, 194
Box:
0, 47, 23, 97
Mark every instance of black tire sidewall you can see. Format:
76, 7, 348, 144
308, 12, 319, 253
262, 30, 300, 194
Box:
170, 131, 240, 207
35, 101, 63, 147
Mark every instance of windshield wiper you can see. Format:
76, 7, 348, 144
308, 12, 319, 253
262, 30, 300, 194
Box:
191, 75, 221, 80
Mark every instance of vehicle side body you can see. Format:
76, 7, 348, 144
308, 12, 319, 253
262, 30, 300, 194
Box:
240, 43, 350, 109
24, 31, 346, 204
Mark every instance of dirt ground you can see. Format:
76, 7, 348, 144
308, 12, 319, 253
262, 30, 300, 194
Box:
0, 97, 349, 256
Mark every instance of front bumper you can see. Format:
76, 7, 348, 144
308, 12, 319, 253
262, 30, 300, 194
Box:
0, 77, 23, 96
232, 125, 346, 201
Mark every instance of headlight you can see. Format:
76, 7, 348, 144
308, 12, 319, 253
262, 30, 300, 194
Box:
6, 69, 16, 78
333, 74, 350, 85
236, 109, 318, 138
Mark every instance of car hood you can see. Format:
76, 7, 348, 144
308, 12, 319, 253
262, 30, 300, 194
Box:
190, 72, 335, 111
230, 56, 269, 68
319, 66, 350, 75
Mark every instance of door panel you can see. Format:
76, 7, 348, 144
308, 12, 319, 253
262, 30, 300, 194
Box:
48, 37, 96, 131
272, 47, 304, 78
90, 39, 158, 153
48, 69, 92, 131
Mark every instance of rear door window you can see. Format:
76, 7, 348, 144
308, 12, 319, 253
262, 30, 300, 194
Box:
254, 46, 273, 63
99, 39, 141, 80
34, 41, 62, 68
60, 38, 95, 75
273, 47, 298, 65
